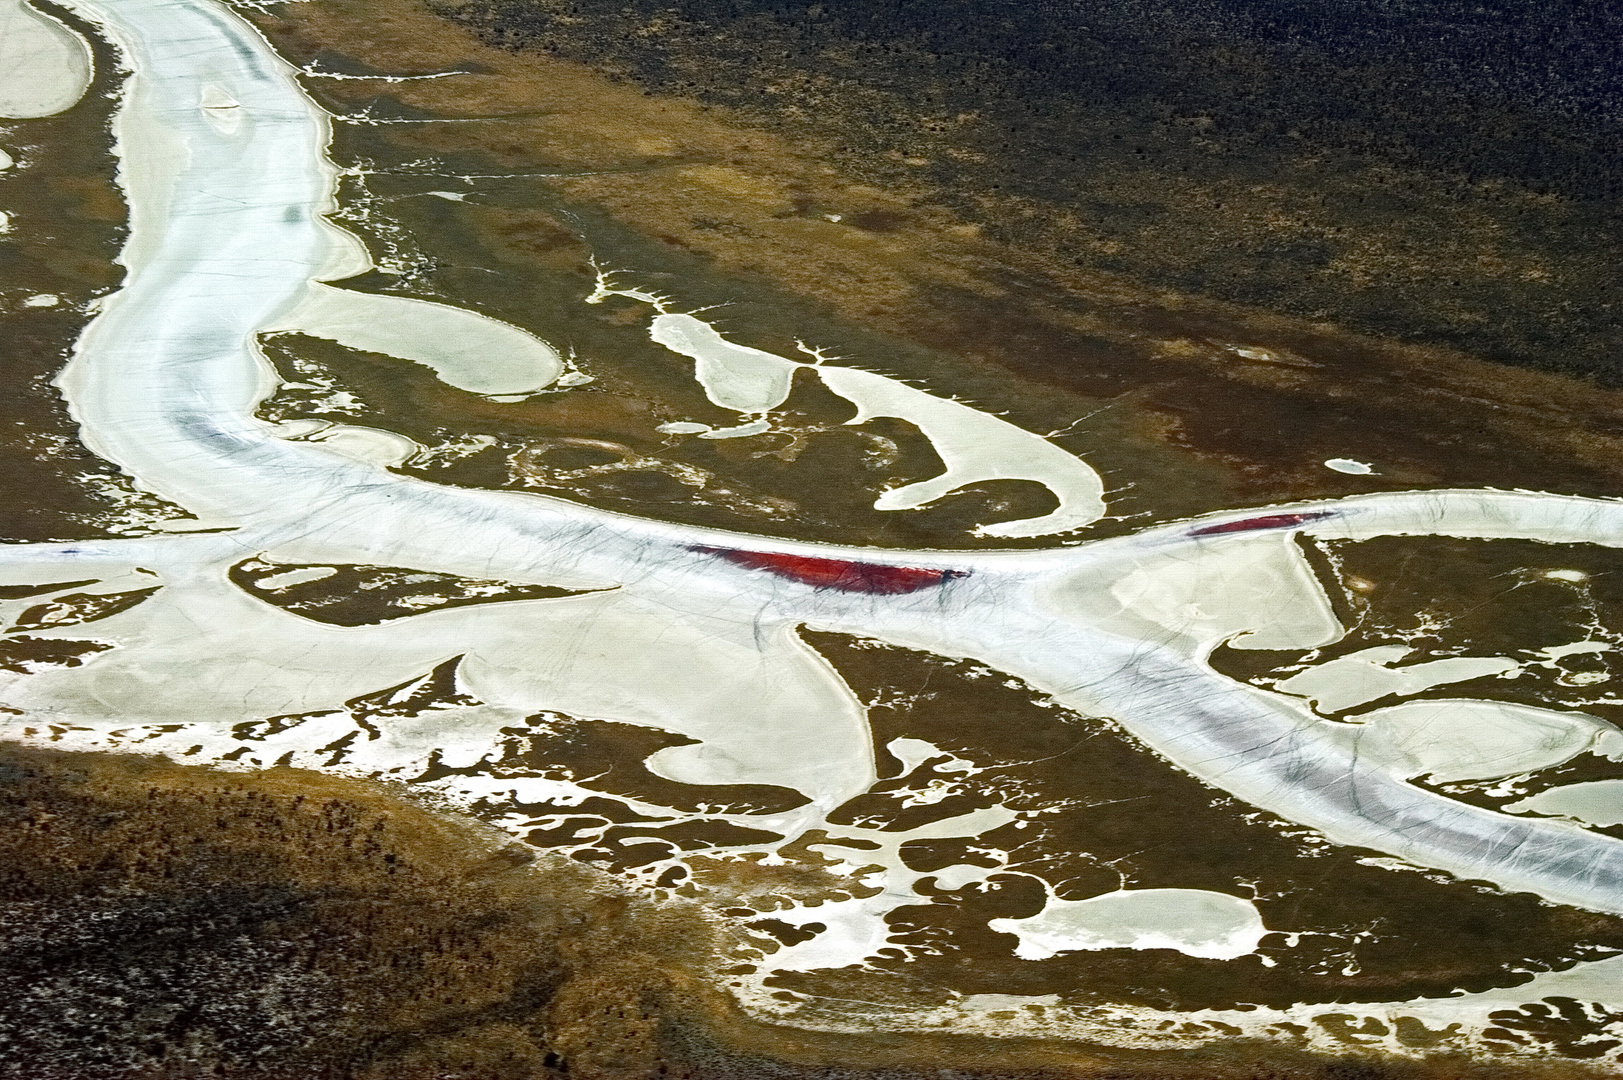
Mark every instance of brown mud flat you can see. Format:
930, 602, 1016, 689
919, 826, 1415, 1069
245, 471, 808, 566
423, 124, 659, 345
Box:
0, 742, 1599, 1080
246, 0, 1623, 526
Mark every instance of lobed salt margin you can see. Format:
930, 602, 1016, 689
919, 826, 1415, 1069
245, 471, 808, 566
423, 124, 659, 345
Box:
590, 283, 1109, 538
4, 0, 1623, 1057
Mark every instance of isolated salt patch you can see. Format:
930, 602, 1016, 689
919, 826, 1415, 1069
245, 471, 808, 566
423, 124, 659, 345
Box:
990, 888, 1268, 961
0, 211, 10, 234
1506, 780, 1623, 828
1540, 640, 1611, 660
1346, 698, 1610, 783
698, 419, 771, 439
1325, 458, 1374, 475
0, 148, 12, 170
657, 421, 713, 435
1276, 646, 1518, 712
960, 994, 1061, 1012
0, 0, 93, 118
198, 84, 242, 134
274, 283, 563, 396
816, 364, 1106, 538
253, 566, 337, 591
307, 424, 420, 468
649, 313, 798, 414
22, 293, 60, 307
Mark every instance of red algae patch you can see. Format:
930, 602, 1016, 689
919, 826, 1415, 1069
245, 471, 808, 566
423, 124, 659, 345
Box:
697, 547, 967, 594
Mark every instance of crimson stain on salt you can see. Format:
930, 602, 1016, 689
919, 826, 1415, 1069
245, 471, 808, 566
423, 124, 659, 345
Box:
696, 548, 967, 594
1189, 511, 1334, 537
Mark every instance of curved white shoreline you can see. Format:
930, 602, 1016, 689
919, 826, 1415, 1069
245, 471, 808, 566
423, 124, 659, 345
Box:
9, 0, 1623, 1035
0, 0, 94, 118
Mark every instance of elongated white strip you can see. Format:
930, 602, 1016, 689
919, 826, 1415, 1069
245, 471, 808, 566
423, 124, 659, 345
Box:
990, 888, 1268, 962
0, 0, 93, 118
1276, 646, 1521, 712
639, 309, 1107, 536
650, 313, 797, 413
272, 283, 563, 396
30, 0, 1623, 964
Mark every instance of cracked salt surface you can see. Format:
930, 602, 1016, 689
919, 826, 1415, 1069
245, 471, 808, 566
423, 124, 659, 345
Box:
11, 0, 1623, 1056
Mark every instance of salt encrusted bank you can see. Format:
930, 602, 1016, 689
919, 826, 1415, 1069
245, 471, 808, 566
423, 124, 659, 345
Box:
6, 0, 1623, 1059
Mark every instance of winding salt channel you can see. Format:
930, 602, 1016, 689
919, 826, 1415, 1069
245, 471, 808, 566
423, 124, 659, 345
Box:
11, 0, 1623, 1029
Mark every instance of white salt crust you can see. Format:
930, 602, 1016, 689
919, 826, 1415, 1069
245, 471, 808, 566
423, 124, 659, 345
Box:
3, 0, 1623, 1054
0, 0, 93, 118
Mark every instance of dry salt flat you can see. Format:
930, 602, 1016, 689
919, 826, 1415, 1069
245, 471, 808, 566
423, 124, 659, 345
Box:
0, 0, 93, 119
7, 0, 1623, 1056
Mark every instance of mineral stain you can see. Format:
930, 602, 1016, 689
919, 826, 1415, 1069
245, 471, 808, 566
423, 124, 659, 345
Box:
697, 547, 968, 594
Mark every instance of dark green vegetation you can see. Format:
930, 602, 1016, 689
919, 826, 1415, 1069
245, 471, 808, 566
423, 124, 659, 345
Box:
434, 0, 1623, 383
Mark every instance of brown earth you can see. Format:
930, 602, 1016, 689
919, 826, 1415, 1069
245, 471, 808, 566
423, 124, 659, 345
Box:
1, 743, 1612, 1080
248, 0, 1623, 520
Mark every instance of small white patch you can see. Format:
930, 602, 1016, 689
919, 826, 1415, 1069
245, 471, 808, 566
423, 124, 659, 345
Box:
698, 419, 772, 439
1325, 458, 1374, 475
960, 994, 1061, 1012
0, 148, 12, 170
308, 424, 421, 468
990, 888, 1269, 961
254, 566, 338, 591
273, 283, 563, 396
426, 190, 466, 201
657, 421, 714, 435
199, 85, 242, 133
21, 293, 60, 307
1539, 640, 1611, 660
1545, 568, 1590, 582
